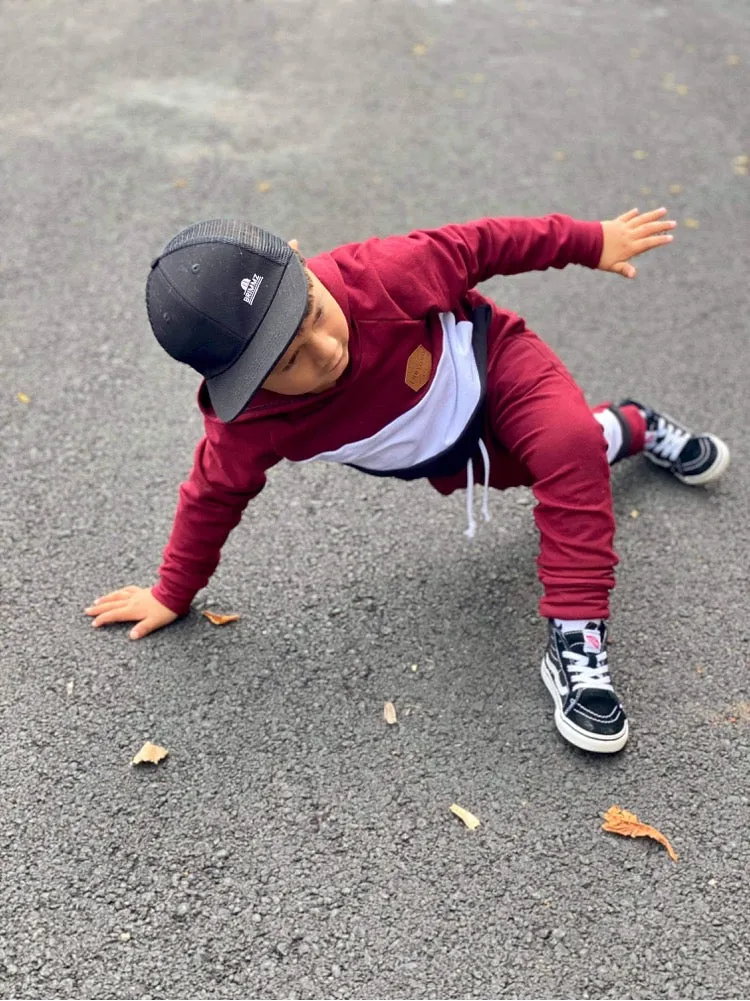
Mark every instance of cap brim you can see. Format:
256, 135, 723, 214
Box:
205, 256, 308, 422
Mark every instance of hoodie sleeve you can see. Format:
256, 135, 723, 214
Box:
342, 215, 603, 317
152, 420, 280, 616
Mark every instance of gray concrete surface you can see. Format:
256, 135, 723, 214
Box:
2, 0, 749, 997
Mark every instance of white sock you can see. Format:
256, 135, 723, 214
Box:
554, 618, 604, 632
593, 409, 623, 464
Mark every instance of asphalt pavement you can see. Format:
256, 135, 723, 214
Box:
2, 0, 749, 998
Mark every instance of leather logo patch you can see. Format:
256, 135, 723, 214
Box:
405, 345, 432, 392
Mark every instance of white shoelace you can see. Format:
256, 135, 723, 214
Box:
563, 649, 613, 694
649, 416, 690, 462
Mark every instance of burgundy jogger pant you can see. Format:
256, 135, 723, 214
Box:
428, 325, 645, 621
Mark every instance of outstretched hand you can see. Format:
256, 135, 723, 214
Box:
85, 585, 178, 640
599, 207, 676, 279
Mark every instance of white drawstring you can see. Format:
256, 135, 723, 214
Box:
478, 438, 491, 524
464, 458, 476, 538
464, 438, 492, 539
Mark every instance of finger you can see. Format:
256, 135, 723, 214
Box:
618, 208, 640, 222
130, 617, 163, 641
91, 606, 142, 628
633, 206, 668, 225
613, 261, 637, 279
85, 597, 132, 617
90, 586, 139, 606
632, 234, 675, 254
635, 219, 677, 238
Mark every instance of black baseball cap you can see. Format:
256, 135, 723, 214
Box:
146, 219, 308, 422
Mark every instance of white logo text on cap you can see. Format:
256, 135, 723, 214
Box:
240, 274, 264, 305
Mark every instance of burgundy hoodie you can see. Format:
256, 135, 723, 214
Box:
151, 215, 603, 615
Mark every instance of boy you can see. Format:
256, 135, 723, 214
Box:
85, 209, 730, 754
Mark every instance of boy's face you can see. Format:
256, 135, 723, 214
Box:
262, 268, 350, 396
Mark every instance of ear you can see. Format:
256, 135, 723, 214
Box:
287, 238, 299, 252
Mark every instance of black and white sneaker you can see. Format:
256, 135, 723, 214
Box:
620, 399, 730, 485
541, 619, 628, 754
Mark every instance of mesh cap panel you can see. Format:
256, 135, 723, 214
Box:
160, 219, 291, 265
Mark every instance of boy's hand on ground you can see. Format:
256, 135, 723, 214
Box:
85, 586, 178, 640
599, 207, 676, 279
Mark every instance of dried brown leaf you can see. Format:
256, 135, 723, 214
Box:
202, 611, 240, 626
172, 178, 189, 188
256, 181, 272, 193
601, 805, 677, 862
132, 741, 168, 766
450, 803, 480, 830
384, 701, 398, 725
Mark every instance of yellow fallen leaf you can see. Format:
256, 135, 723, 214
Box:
629, 48, 641, 59
684, 218, 700, 228
685, 44, 695, 53
469, 73, 485, 84
451, 803, 480, 830
669, 183, 683, 194
633, 150, 648, 160
454, 88, 466, 99
17, 392, 30, 404
661, 72, 676, 90
630, 509, 640, 519
734, 165, 748, 176
676, 84, 689, 95
384, 701, 398, 725
256, 181, 272, 193
172, 178, 189, 188
640, 186, 652, 195
726, 53, 740, 66
602, 805, 677, 862
412, 43, 428, 57
732, 155, 748, 166
202, 611, 240, 625
132, 741, 168, 766
553, 150, 566, 161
